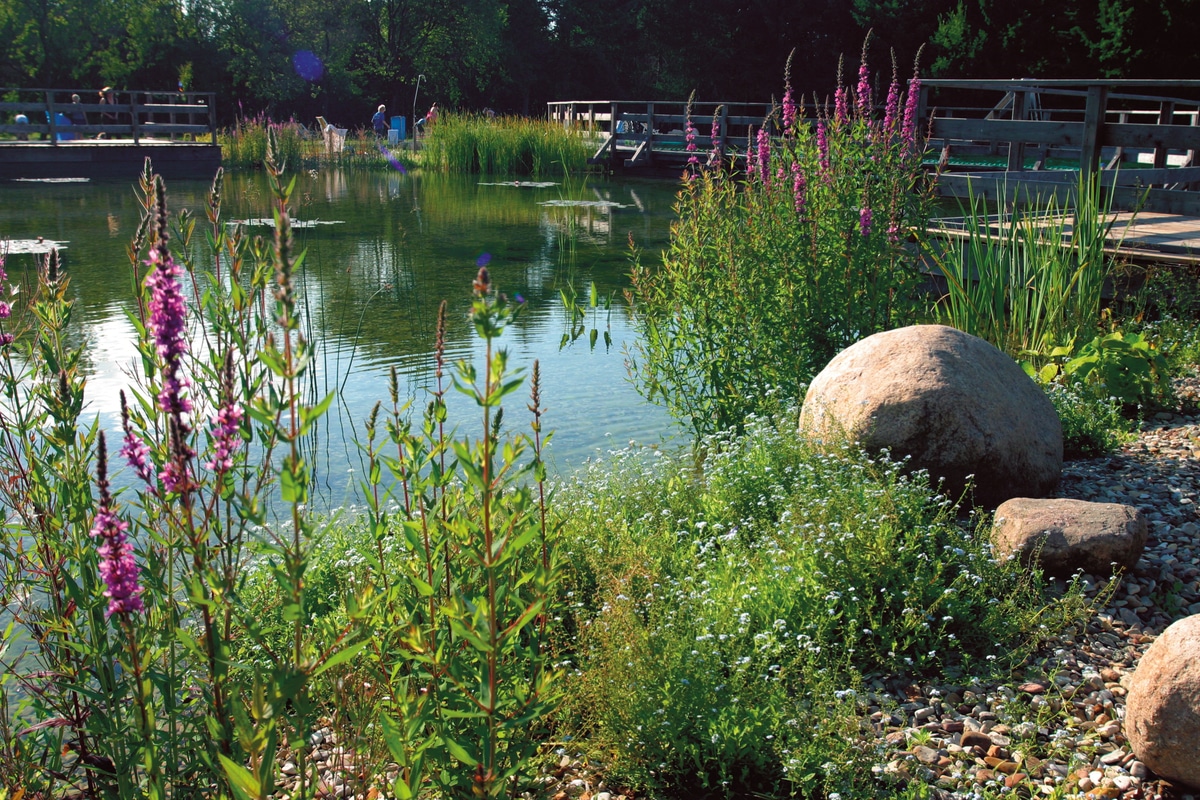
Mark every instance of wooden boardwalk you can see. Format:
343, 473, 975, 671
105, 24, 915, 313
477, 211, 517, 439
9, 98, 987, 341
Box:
0, 88, 220, 180
929, 211, 1200, 265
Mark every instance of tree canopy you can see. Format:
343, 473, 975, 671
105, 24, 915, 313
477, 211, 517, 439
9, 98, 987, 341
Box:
1, 0, 1197, 125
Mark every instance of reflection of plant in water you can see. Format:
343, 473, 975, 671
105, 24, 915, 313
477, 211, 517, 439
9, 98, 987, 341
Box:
559, 280, 613, 351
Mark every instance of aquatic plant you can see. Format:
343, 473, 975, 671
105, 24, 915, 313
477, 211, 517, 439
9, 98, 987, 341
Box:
0, 139, 561, 797
628, 44, 934, 438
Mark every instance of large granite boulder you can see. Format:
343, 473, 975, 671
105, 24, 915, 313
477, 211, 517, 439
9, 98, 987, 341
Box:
799, 325, 1062, 507
992, 497, 1147, 576
1126, 614, 1200, 788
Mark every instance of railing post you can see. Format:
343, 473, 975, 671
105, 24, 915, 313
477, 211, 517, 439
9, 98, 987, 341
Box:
1153, 101, 1175, 170
1080, 84, 1108, 180
646, 102, 655, 155
45, 91, 58, 146
208, 93, 217, 146
610, 101, 618, 161
1006, 90, 1028, 171
131, 91, 140, 145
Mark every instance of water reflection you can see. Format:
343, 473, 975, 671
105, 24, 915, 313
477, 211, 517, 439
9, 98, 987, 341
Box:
0, 169, 685, 506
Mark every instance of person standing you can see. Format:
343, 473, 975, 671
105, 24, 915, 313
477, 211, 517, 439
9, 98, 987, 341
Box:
372, 104, 387, 138
97, 87, 116, 138
426, 103, 439, 126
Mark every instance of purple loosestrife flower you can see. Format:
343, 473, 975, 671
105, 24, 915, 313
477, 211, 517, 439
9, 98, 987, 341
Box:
857, 59, 871, 119
902, 75, 922, 152
792, 162, 807, 217
0, 301, 9, 318
860, 205, 873, 238
783, 86, 797, 135
119, 391, 156, 490
817, 118, 830, 176
145, 249, 191, 417
888, 222, 901, 244
835, 86, 848, 126
685, 117, 699, 169
746, 125, 757, 178
757, 127, 771, 186
92, 433, 144, 618
884, 71, 900, 134
206, 402, 244, 473
709, 110, 723, 166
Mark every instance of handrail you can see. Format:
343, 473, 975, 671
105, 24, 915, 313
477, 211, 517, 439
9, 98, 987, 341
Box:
0, 88, 217, 146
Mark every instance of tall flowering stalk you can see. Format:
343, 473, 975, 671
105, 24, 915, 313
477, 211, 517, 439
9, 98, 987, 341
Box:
782, 49, 798, 133
91, 432, 144, 618
630, 37, 933, 437
709, 106, 724, 167
856, 34, 873, 118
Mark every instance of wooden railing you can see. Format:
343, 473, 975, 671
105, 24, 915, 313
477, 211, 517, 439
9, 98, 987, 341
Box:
917, 79, 1200, 204
548, 99, 788, 167
0, 88, 217, 145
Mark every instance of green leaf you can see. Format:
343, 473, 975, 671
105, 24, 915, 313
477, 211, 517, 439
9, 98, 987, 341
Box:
218, 755, 261, 800
441, 736, 478, 767
311, 639, 371, 678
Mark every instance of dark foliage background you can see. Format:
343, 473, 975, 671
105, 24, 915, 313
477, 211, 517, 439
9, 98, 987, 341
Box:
2, 0, 1198, 126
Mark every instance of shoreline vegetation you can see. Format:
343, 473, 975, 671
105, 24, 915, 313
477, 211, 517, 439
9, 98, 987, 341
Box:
218, 113, 589, 176
4, 44, 1200, 800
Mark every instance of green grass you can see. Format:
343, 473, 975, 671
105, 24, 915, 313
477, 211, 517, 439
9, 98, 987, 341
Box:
420, 112, 591, 175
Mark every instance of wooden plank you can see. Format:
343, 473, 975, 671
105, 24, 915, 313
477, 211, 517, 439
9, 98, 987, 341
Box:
931, 118, 1084, 147
1103, 121, 1200, 151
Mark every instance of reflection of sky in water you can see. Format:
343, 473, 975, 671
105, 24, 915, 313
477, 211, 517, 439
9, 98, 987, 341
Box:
0, 171, 685, 510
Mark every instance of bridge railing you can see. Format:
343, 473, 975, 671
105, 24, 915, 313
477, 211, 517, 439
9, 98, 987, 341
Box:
548, 99, 796, 166
916, 79, 1200, 213
0, 88, 217, 145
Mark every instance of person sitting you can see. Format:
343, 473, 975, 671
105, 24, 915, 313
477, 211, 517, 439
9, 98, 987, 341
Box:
14, 113, 29, 141
372, 104, 387, 139
69, 94, 87, 126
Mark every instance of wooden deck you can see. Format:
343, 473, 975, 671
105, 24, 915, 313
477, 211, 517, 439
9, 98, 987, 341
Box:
1, 88, 220, 180
929, 211, 1200, 265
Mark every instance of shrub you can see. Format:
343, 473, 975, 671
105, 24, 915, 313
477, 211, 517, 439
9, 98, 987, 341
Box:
627, 43, 933, 438
555, 412, 1092, 797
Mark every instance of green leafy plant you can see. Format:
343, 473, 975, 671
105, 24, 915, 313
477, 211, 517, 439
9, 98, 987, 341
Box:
929, 171, 1123, 359
555, 411, 1092, 797
1033, 330, 1171, 406
628, 44, 933, 438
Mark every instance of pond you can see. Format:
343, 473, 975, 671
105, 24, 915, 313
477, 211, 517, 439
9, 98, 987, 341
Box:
0, 168, 687, 507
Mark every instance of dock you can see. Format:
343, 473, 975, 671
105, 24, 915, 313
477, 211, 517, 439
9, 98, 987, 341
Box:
1, 88, 221, 180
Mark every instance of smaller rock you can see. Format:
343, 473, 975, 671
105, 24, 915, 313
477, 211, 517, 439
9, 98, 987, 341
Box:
961, 730, 993, 750
992, 498, 1148, 576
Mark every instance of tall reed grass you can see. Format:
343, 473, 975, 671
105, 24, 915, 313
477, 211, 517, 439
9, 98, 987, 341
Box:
421, 113, 590, 175
928, 173, 1125, 358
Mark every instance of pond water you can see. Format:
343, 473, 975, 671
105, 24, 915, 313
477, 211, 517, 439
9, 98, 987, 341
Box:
0, 168, 687, 506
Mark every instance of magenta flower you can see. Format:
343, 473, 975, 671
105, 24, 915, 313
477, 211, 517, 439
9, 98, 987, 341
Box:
783, 85, 797, 133
119, 391, 156, 490
792, 162, 806, 217
0, 301, 9, 318
860, 205, 873, 238
206, 401, 244, 473
817, 118, 830, 175
884, 74, 900, 134
685, 117, 699, 168
92, 433, 144, 618
0, 334, 12, 346
902, 75, 922, 151
887, 222, 901, 244
835, 86, 848, 126
144, 249, 191, 417
746, 125, 757, 178
857, 60, 871, 118
756, 127, 771, 186
709, 112, 723, 165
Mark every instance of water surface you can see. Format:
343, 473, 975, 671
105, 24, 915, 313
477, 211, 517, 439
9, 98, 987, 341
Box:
0, 168, 686, 505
